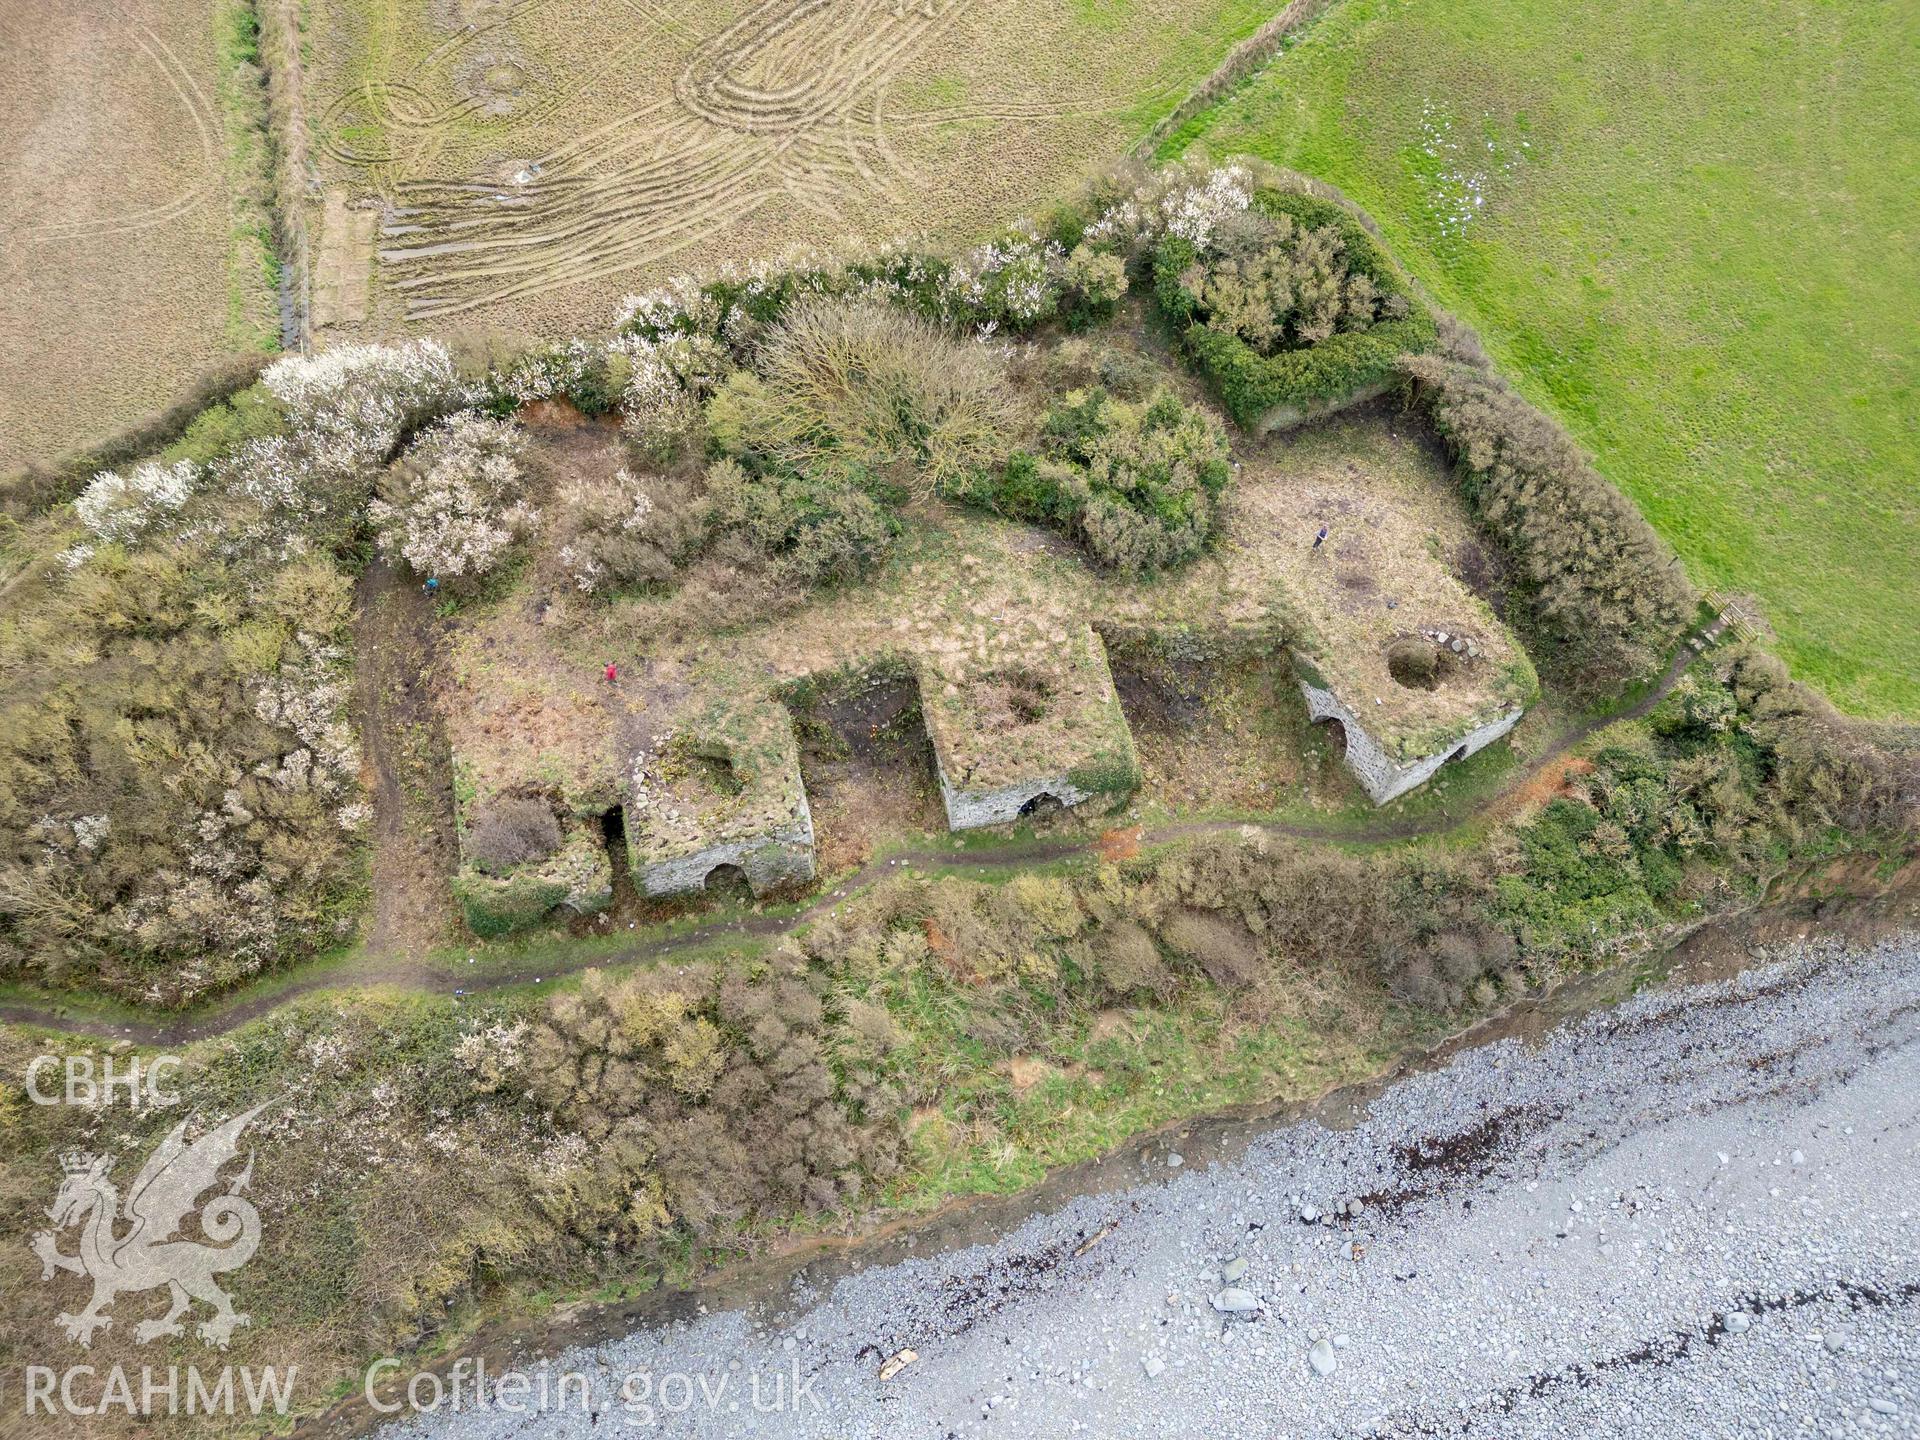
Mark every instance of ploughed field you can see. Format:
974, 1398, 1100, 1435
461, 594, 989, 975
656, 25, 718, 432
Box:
0, 0, 275, 474
303, 0, 1278, 332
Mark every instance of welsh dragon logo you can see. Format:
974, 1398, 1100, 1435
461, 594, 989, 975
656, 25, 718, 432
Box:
31, 1103, 269, 1348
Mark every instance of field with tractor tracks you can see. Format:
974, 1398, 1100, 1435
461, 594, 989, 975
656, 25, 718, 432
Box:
0, 0, 276, 475
303, 0, 1281, 334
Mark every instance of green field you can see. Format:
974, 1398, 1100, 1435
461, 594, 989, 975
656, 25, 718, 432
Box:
1168, 0, 1919, 719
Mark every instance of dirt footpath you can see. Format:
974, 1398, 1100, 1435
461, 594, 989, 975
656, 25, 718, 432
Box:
351, 561, 459, 964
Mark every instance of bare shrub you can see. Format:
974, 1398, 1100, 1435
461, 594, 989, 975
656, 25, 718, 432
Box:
1160, 910, 1261, 988
550, 465, 708, 595
465, 797, 562, 876
1389, 927, 1516, 1010
973, 669, 1052, 731
714, 296, 1022, 499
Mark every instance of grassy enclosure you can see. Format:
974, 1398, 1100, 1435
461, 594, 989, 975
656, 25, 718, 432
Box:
1168, 0, 1920, 719
0, 0, 280, 476
301, 0, 1284, 333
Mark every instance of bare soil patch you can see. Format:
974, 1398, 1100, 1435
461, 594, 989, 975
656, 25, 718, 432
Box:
1113, 656, 1342, 813
795, 679, 946, 875
352, 561, 460, 961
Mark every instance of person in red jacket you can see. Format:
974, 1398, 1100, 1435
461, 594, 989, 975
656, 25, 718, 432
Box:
604, 661, 618, 685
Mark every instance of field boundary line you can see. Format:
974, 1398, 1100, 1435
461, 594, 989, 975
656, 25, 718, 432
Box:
260, 0, 314, 351
1134, 0, 1337, 160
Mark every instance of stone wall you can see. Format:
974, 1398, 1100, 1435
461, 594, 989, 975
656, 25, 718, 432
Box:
1300, 679, 1523, 805
934, 758, 1095, 831
633, 794, 817, 898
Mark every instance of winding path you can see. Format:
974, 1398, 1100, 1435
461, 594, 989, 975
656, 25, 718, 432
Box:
0, 638, 1711, 1045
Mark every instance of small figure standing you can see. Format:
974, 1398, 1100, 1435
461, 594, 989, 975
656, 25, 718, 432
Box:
604, 661, 618, 685
423, 576, 440, 596
1312, 525, 1329, 551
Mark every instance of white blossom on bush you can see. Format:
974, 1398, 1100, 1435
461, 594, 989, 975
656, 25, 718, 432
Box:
500, 338, 597, 406
1085, 162, 1254, 254
940, 232, 1065, 326
368, 412, 537, 579
65, 458, 201, 565
453, 1020, 529, 1092
554, 467, 672, 594
613, 274, 726, 336
611, 331, 729, 455
263, 340, 468, 460
251, 634, 360, 800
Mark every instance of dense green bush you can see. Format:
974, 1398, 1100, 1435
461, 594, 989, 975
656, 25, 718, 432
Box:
962, 386, 1232, 573
703, 455, 895, 590
1402, 315, 1699, 691
1154, 191, 1435, 426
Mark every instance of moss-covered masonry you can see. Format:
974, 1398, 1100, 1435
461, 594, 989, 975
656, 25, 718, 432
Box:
626, 700, 816, 896
915, 623, 1141, 829
1300, 677, 1524, 805
452, 821, 614, 936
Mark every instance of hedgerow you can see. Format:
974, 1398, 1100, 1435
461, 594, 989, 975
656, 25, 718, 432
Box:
1401, 315, 1699, 690
1151, 190, 1434, 426
957, 385, 1233, 574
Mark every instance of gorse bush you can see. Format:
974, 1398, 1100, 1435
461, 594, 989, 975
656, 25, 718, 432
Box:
703, 455, 895, 591
1070, 161, 1430, 425
1402, 315, 1698, 689
1152, 190, 1434, 427
969, 386, 1233, 573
